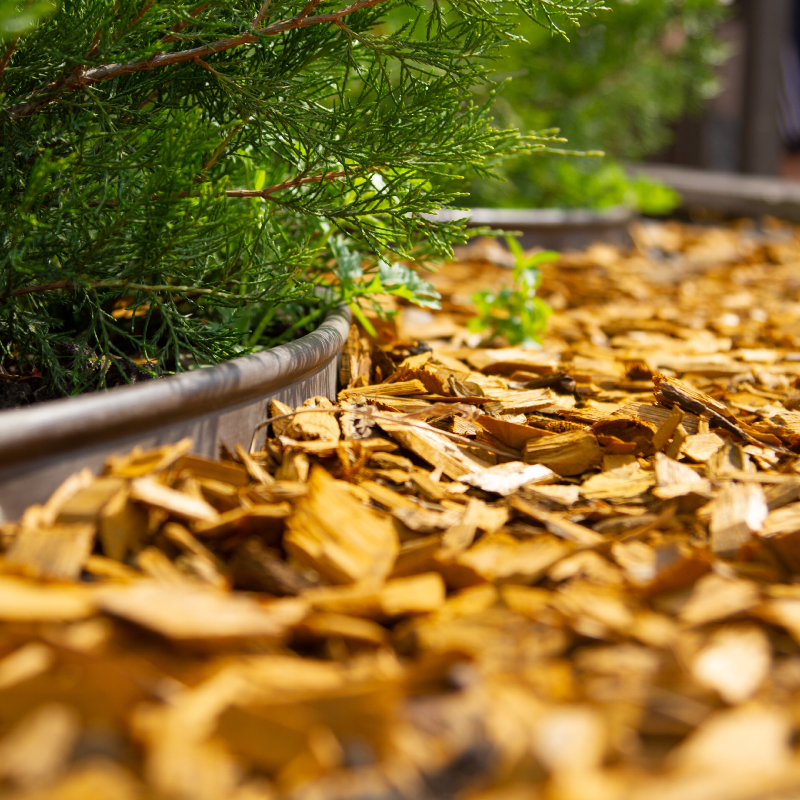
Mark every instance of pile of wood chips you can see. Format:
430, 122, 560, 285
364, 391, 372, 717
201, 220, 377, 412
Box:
5, 219, 800, 800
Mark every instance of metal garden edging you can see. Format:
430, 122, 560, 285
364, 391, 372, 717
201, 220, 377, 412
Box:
0, 305, 351, 520
430, 206, 634, 250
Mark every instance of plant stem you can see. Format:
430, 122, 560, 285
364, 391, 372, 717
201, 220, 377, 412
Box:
6, 279, 246, 302
9, 0, 389, 120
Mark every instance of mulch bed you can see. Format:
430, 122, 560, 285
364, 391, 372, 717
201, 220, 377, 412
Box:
3, 219, 800, 799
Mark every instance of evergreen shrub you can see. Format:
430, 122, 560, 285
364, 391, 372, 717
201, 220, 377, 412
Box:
0, 0, 602, 396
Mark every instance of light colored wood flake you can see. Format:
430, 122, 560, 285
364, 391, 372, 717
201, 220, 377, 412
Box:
130, 477, 218, 522
340, 379, 428, 400
284, 467, 399, 584
104, 437, 193, 478
97, 582, 307, 641
510, 496, 603, 546
680, 573, 761, 626
377, 417, 492, 479
580, 462, 655, 500
0, 577, 96, 621
524, 430, 602, 477
4, 523, 95, 581
235, 444, 275, 486
454, 532, 570, 584
285, 396, 341, 443
458, 462, 557, 496
652, 404, 686, 452
709, 482, 767, 555
0, 703, 81, 789
681, 433, 727, 463
691, 625, 771, 704
0, 643, 54, 691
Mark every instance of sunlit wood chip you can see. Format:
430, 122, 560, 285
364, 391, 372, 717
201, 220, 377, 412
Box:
509, 496, 603, 546
652, 452, 712, 500
4, 522, 95, 581
129, 477, 218, 522
340, 378, 428, 400
96, 582, 307, 641
379, 572, 447, 617
0, 577, 96, 621
488, 388, 572, 414
458, 462, 557, 495
524, 484, 582, 507
477, 414, 551, 450
55, 476, 127, 524
303, 573, 445, 619
680, 573, 761, 626
377, 417, 492, 479
523, 430, 602, 477
692, 625, 771, 704
555, 584, 635, 635
175, 453, 250, 486
0, 643, 53, 690
681, 433, 726, 462
652, 403, 686, 452
285, 396, 341, 442
580, 462, 655, 500
0, 703, 80, 789
760, 597, 800, 645
39, 468, 96, 526
284, 467, 399, 584
709, 482, 767, 555
452, 533, 570, 584
670, 704, 792, 776
294, 612, 389, 646
105, 437, 193, 478
532, 706, 606, 773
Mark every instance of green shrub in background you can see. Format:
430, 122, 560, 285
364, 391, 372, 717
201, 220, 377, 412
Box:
468, 0, 730, 212
0, 0, 605, 395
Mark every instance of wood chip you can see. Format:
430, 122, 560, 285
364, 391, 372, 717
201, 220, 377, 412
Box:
130, 478, 218, 522
97, 582, 307, 641
284, 467, 399, 584
709, 482, 768, 555
4, 523, 95, 581
458, 462, 557, 495
8, 220, 800, 799
523, 429, 602, 476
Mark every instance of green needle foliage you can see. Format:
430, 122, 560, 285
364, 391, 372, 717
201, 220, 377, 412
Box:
0, 0, 604, 395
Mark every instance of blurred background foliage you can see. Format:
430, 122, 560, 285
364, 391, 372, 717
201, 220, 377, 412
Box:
467, 0, 731, 212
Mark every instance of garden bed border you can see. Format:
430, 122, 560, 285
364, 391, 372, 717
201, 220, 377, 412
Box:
0, 305, 351, 520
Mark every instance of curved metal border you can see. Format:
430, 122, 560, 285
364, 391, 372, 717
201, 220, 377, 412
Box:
0, 305, 351, 519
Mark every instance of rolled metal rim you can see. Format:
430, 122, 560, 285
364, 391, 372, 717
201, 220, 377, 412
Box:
426, 206, 635, 227
0, 304, 351, 466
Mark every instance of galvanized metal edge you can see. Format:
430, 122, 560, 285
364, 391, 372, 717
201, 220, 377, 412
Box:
0, 306, 351, 518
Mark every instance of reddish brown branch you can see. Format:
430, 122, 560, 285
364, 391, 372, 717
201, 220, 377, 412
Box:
251, 0, 272, 28
225, 169, 353, 198
86, 28, 102, 58
0, 37, 17, 83
9, 0, 386, 121
11, 166, 363, 212
10, 280, 75, 298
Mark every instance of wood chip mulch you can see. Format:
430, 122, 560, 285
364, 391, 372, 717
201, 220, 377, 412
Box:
4, 219, 800, 800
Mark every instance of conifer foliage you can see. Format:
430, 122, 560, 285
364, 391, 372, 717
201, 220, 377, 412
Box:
0, 0, 601, 395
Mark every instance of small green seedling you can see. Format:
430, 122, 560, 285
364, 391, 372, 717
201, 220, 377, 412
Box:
468, 238, 557, 347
